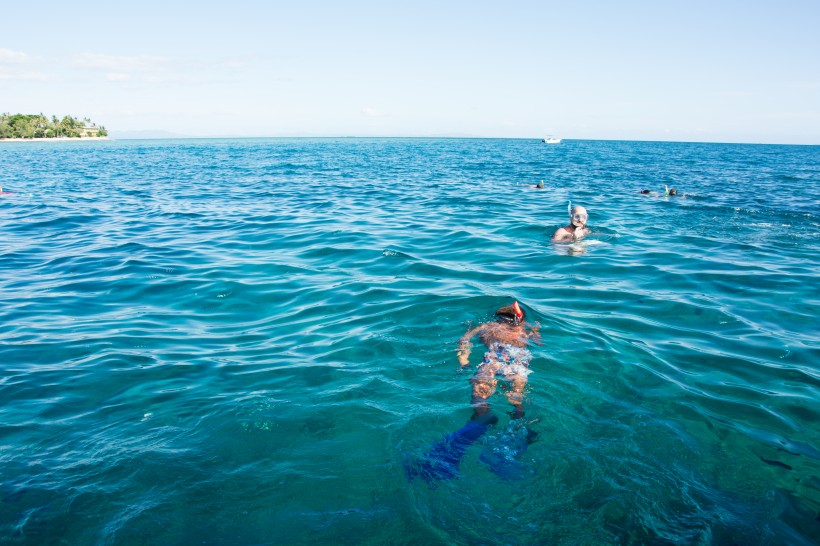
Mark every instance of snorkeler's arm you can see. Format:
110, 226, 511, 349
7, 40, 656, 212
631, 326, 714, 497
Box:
457, 325, 483, 367
527, 322, 543, 346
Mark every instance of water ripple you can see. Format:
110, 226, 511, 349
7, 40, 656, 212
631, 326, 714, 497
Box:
1, 138, 818, 545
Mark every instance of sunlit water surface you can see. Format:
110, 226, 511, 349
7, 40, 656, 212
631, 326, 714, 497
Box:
1, 138, 818, 545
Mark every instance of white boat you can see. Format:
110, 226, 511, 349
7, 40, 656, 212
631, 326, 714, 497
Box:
542, 136, 561, 144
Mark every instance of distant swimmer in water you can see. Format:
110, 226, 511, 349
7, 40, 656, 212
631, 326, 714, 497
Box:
551, 204, 589, 242
523, 180, 545, 189
665, 185, 687, 197
640, 186, 686, 198
457, 302, 541, 418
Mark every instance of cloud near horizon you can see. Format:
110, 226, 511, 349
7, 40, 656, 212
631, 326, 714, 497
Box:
0, 70, 49, 81
70, 53, 172, 73
70, 53, 196, 86
0, 48, 48, 80
67, 52, 254, 87
361, 107, 387, 118
0, 48, 32, 64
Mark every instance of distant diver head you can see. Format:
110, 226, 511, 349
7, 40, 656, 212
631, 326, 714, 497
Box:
496, 301, 525, 326
640, 189, 650, 194
668, 188, 677, 196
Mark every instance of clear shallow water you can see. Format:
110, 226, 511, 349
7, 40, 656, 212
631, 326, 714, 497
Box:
1, 138, 818, 545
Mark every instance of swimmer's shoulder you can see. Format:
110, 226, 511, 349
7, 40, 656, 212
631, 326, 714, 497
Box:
551, 226, 573, 242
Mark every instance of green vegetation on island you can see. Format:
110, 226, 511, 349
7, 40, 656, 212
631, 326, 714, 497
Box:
0, 113, 108, 139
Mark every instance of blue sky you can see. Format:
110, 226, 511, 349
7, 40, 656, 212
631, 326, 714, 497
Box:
2, 1, 818, 143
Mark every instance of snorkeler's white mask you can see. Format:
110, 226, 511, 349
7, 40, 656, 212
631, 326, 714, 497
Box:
571, 212, 587, 227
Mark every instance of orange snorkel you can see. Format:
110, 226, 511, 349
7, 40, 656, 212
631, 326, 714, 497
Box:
513, 301, 523, 325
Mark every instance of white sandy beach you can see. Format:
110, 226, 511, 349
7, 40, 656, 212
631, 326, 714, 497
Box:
0, 137, 110, 143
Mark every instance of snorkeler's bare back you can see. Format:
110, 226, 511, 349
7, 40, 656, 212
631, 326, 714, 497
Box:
476, 323, 530, 348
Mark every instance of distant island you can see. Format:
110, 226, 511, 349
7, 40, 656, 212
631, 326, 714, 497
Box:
0, 113, 108, 140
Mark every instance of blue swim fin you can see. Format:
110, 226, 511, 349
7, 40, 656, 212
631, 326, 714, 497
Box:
479, 419, 536, 479
405, 413, 498, 482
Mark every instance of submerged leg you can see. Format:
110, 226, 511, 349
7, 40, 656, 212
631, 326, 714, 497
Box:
479, 416, 534, 479
406, 411, 498, 482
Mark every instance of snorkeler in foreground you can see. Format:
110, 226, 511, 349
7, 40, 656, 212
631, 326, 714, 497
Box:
405, 302, 541, 482
457, 302, 541, 419
551, 205, 589, 242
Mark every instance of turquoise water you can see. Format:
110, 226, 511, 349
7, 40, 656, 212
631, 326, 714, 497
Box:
1, 138, 818, 545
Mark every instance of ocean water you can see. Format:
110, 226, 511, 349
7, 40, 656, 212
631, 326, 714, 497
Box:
0, 137, 818, 545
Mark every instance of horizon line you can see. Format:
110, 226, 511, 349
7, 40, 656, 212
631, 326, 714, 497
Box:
105, 134, 818, 147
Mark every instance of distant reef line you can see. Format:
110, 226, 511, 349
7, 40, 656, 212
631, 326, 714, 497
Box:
0, 113, 108, 140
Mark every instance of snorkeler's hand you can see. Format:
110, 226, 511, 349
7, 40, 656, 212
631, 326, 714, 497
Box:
457, 340, 472, 366
529, 322, 543, 345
